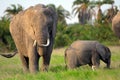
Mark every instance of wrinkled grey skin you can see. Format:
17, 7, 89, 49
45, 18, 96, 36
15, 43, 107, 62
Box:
65, 40, 111, 70
0, 4, 57, 73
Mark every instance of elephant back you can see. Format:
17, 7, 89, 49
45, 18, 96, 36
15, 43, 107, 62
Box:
70, 40, 98, 51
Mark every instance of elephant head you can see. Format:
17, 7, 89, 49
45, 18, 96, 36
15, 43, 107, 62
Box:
96, 43, 111, 68
22, 4, 57, 48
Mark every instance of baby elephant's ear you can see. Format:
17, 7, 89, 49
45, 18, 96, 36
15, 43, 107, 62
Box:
96, 43, 105, 53
105, 47, 111, 53
105, 47, 111, 58
96, 43, 106, 59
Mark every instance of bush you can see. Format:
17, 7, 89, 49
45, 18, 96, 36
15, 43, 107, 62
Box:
54, 23, 119, 48
0, 18, 16, 52
54, 33, 71, 48
54, 22, 72, 48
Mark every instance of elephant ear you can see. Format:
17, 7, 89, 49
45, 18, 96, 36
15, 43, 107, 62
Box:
96, 43, 106, 60
52, 10, 58, 38
21, 7, 38, 40
46, 6, 58, 38
104, 47, 111, 59
105, 47, 111, 53
22, 5, 46, 40
23, 19, 36, 40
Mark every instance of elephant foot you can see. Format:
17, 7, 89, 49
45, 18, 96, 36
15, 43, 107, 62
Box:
30, 70, 38, 74
41, 65, 49, 72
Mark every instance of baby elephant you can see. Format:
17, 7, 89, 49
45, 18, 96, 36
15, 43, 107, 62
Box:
65, 40, 111, 70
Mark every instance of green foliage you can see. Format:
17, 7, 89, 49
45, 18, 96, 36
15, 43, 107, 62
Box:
54, 23, 119, 48
54, 23, 72, 48
0, 17, 15, 51
5, 4, 23, 19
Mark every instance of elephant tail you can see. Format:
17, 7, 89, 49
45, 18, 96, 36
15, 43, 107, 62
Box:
0, 50, 18, 58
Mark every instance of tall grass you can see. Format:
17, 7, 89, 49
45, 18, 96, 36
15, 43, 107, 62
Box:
0, 46, 120, 80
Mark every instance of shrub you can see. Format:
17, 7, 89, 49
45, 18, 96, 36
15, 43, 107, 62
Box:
0, 18, 15, 51
54, 23, 118, 48
54, 33, 71, 48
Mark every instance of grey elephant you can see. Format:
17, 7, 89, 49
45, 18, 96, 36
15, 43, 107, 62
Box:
0, 4, 57, 73
112, 11, 120, 40
65, 40, 111, 70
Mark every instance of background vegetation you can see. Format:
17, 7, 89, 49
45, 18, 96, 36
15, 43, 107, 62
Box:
54, 22, 119, 48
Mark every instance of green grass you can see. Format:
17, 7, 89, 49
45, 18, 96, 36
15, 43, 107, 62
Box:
0, 46, 120, 80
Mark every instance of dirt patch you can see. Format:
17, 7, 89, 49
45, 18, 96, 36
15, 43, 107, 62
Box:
108, 46, 120, 54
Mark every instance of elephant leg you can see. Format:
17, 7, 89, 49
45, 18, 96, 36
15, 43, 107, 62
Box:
19, 54, 29, 73
41, 39, 53, 71
65, 49, 78, 69
91, 55, 100, 71
41, 54, 51, 71
29, 46, 39, 73
91, 49, 100, 70
67, 54, 78, 69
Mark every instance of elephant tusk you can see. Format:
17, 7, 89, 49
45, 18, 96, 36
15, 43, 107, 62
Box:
33, 39, 50, 47
41, 38, 50, 47
33, 40, 37, 47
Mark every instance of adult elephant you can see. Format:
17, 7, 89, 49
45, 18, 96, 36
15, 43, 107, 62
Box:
65, 40, 111, 70
0, 4, 57, 73
112, 11, 120, 41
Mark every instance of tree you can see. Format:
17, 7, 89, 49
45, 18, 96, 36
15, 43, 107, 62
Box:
4, 4, 23, 19
72, 0, 95, 25
103, 0, 118, 23
57, 5, 71, 25
0, 16, 15, 51
94, 0, 116, 24
94, 1, 104, 24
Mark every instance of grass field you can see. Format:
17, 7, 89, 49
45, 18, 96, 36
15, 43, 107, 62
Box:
0, 46, 120, 80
